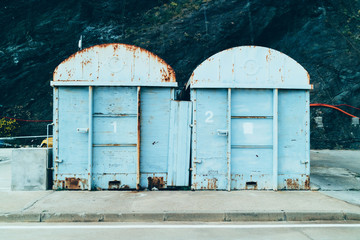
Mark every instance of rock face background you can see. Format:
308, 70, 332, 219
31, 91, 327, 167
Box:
0, 0, 359, 148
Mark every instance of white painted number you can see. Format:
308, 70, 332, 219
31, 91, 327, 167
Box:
205, 111, 214, 123
111, 122, 117, 133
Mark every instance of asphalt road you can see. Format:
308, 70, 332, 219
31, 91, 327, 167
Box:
310, 150, 360, 205
1, 222, 360, 240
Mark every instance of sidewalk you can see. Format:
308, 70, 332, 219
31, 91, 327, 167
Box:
1, 190, 360, 222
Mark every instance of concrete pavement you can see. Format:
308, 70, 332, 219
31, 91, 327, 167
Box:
1, 149, 360, 222
0, 190, 360, 222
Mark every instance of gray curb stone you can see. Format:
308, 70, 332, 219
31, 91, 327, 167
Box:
1, 211, 360, 222
40, 213, 103, 222
104, 213, 165, 222
344, 212, 360, 221
225, 211, 286, 222
0, 213, 40, 222
284, 212, 346, 221
164, 212, 225, 222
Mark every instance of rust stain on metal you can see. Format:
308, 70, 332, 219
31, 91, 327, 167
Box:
206, 178, 218, 190
147, 177, 165, 190
245, 181, 258, 190
65, 177, 88, 190
286, 178, 300, 189
136, 86, 141, 190
307, 72, 310, 84
53, 180, 65, 189
305, 175, 310, 189
54, 43, 176, 83
108, 180, 121, 190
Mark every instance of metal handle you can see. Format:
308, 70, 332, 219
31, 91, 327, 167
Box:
217, 129, 228, 136
77, 128, 89, 133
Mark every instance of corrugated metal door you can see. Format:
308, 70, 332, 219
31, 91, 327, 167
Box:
278, 90, 310, 189
140, 88, 172, 189
231, 89, 274, 190
139, 88, 191, 189
191, 88, 279, 190
168, 100, 192, 187
55, 87, 90, 190
191, 89, 229, 190
92, 87, 138, 190
55, 86, 140, 190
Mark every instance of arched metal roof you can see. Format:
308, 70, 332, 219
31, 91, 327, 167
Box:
52, 43, 176, 87
187, 46, 311, 89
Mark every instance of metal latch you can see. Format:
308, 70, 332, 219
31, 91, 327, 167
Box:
77, 128, 89, 133
217, 129, 228, 136
193, 158, 202, 163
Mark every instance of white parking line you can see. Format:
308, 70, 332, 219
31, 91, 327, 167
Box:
0, 224, 360, 229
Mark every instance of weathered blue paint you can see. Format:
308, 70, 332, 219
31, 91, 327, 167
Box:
187, 46, 311, 90
139, 87, 172, 189
168, 101, 192, 187
188, 46, 311, 190
52, 44, 192, 190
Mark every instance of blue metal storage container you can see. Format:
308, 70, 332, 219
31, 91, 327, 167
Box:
51, 44, 191, 190
186, 46, 312, 190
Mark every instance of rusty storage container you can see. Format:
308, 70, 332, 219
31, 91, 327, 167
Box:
52, 44, 191, 190
186, 46, 312, 190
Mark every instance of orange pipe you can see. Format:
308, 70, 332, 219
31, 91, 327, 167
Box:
310, 103, 359, 118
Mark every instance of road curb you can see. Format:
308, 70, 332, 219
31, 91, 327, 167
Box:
0, 213, 40, 222
1, 211, 360, 222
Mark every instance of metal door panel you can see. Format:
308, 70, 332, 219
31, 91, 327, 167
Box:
231, 149, 273, 174
92, 87, 138, 189
93, 87, 137, 115
167, 101, 192, 187
278, 90, 310, 189
278, 90, 308, 174
230, 89, 274, 190
192, 89, 228, 190
93, 146, 137, 189
93, 117, 137, 145
232, 89, 273, 116
58, 87, 89, 174
231, 119, 273, 146
140, 88, 172, 188
92, 147, 137, 173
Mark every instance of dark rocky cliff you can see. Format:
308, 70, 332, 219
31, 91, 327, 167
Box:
0, 0, 359, 148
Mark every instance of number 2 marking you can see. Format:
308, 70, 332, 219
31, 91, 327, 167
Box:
205, 111, 214, 123
111, 122, 117, 133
